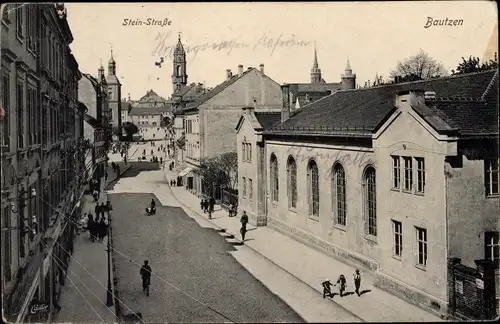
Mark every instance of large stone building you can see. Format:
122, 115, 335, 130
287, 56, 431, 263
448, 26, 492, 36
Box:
128, 89, 171, 127
78, 70, 110, 182
236, 70, 499, 318
1, 4, 86, 322
178, 64, 282, 197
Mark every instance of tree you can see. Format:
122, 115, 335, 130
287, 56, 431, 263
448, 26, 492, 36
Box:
193, 152, 238, 194
161, 116, 172, 127
122, 122, 139, 140
390, 49, 448, 82
451, 54, 498, 75
217, 152, 238, 190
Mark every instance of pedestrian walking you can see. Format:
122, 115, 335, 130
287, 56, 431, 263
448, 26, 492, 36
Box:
353, 269, 361, 296
240, 211, 249, 241
95, 203, 101, 220
321, 279, 334, 298
88, 218, 96, 242
98, 218, 106, 242
209, 197, 215, 213
140, 260, 152, 296
335, 274, 347, 297
105, 201, 113, 216
200, 199, 204, 212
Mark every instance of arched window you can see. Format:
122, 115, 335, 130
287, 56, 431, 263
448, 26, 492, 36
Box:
270, 154, 279, 202
363, 167, 377, 236
176, 65, 181, 77
287, 156, 297, 208
332, 163, 346, 226
307, 159, 319, 216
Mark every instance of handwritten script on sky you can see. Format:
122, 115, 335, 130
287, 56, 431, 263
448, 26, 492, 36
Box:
152, 30, 311, 61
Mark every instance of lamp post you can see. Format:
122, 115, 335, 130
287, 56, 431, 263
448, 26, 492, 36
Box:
105, 193, 113, 307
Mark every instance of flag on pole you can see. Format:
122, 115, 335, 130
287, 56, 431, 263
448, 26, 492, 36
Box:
0, 105, 5, 120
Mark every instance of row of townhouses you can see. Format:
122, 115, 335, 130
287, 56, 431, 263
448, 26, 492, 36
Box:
168, 32, 499, 319
0, 4, 117, 322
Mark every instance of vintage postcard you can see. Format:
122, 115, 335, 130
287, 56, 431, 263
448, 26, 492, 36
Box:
0, 1, 498, 323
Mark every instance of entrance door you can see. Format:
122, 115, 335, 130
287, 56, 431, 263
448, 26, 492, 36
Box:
188, 177, 193, 190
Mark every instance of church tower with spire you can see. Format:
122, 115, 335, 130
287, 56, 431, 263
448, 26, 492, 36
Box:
172, 34, 188, 94
106, 49, 122, 131
341, 59, 356, 90
310, 45, 322, 84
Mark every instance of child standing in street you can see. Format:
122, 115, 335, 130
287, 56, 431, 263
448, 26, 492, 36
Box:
353, 269, 361, 296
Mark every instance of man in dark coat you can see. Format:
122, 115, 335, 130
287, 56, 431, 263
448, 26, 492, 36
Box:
240, 211, 249, 241
140, 260, 152, 296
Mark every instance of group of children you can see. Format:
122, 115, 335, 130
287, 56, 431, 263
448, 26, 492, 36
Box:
322, 269, 363, 298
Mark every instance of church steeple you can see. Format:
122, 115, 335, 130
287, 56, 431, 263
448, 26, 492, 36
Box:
108, 48, 116, 75
310, 43, 322, 84
172, 33, 188, 94
98, 58, 105, 81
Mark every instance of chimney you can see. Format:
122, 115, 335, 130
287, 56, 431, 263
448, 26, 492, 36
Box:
281, 85, 291, 123
259, 64, 264, 73
226, 69, 232, 80
238, 64, 244, 76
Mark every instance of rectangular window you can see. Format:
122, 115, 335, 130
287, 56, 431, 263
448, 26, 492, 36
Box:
242, 177, 246, 198
392, 220, 402, 258
403, 157, 413, 192
485, 159, 499, 197
16, 5, 23, 39
391, 156, 400, 189
248, 144, 252, 162
27, 88, 32, 145
248, 178, 253, 200
17, 82, 24, 149
415, 158, 425, 194
1, 74, 10, 149
241, 143, 245, 162
416, 227, 427, 267
485, 231, 499, 269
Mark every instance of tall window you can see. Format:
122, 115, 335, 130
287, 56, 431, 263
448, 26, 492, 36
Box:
392, 220, 402, 258
15, 5, 23, 39
416, 227, 427, 267
485, 159, 499, 197
2, 205, 11, 281
1, 74, 10, 149
241, 144, 246, 162
17, 82, 24, 149
332, 163, 346, 226
242, 177, 246, 198
485, 231, 499, 269
415, 158, 425, 194
308, 159, 320, 216
287, 156, 297, 208
270, 154, 279, 201
391, 156, 400, 189
27, 88, 32, 145
177, 65, 181, 77
364, 167, 377, 236
247, 144, 252, 162
248, 178, 253, 200
403, 157, 413, 192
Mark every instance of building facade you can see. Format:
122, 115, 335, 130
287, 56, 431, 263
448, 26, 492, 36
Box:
79, 71, 109, 182
128, 89, 171, 127
178, 64, 282, 197
1, 4, 85, 322
236, 70, 499, 318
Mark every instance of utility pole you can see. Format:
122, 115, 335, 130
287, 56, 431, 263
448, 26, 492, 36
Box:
105, 192, 113, 307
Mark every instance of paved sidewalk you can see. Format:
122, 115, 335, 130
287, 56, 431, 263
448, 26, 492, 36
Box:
163, 167, 444, 323
55, 164, 132, 323
54, 183, 115, 323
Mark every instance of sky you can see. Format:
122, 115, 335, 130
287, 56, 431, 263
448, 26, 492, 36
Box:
65, 1, 498, 101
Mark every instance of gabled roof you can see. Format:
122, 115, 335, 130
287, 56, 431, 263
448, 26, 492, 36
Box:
266, 70, 498, 138
255, 112, 281, 130
235, 110, 281, 133
139, 89, 168, 103
182, 68, 258, 112
129, 105, 170, 116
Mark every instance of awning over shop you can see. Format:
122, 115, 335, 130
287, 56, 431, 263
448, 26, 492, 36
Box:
178, 167, 193, 177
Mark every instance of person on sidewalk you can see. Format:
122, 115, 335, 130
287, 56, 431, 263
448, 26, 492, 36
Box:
322, 279, 334, 298
335, 274, 347, 297
209, 197, 215, 213
140, 260, 152, 296
150, 198, 156, 211
88, 217, 96, 242
200, 199, 205, 212
98, 218, 106, 242
95, 204, 101, 222
353, 269, 361, 296
105, 201, 113, 216
240, 211, 249, 241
